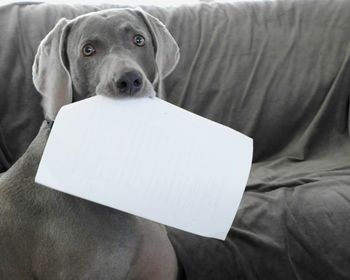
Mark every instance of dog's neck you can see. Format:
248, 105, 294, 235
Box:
46, 120, 55, 130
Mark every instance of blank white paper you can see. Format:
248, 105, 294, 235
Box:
35, 95, 253, 240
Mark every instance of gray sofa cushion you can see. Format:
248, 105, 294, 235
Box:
0, 1, 349, 279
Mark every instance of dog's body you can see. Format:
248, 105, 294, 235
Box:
0, 9, 179, 280
0, 123, 177, 279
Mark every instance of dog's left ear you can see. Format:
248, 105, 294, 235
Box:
32, 18, 72, 121
136, 9, 180, 87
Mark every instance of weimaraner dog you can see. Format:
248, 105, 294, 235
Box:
0, 8, 180, 280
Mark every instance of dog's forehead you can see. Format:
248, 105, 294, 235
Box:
73, 11, 147, 37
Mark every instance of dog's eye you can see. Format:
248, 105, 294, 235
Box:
82, 44, 96, 57
133, 35, 145, 47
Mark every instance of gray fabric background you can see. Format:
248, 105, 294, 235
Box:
0, 0, 349, 279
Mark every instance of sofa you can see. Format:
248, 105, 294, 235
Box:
0, 0, 350, 279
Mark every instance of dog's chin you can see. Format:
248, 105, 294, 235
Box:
95, 82, 156, 99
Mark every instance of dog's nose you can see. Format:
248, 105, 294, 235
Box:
116, 71, 143, 95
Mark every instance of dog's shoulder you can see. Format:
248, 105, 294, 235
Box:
0, 122, 50, 218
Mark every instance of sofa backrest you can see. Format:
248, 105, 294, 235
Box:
1, 0, 350, 172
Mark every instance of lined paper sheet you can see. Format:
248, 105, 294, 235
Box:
36, 95, 253, 240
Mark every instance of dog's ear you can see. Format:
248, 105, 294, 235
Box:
32, 18, 72, 121
136, 9, 180, 88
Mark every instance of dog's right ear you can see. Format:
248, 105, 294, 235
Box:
135, 9, 180, 93
32, 18, 72, 121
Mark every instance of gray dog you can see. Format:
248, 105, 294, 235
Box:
0, 8, 180, 280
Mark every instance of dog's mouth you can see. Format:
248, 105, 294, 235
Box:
96, 75, 154, 98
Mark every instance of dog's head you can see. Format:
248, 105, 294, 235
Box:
32, 8, 180, 121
